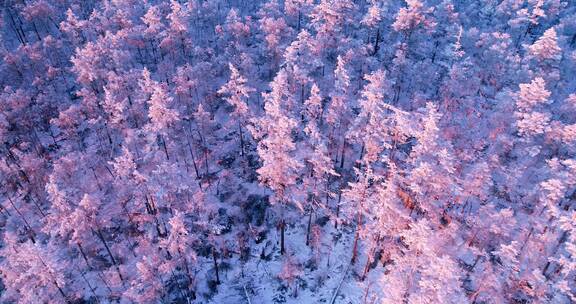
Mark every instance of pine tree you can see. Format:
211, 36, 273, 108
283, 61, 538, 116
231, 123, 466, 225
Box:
392, 0, 434, 34
249, 69, 303, 255
515, 77, 551, 137
529, 27, 562, 61
326, 55, 353, 168
285, 0, 313, 31
258, 0, 294, 68
218, 63, 255, 156
309, 0, 356, 53
1, 239, 70, 303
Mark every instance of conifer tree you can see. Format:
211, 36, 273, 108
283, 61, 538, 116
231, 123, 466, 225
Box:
249, 69, 303, 255
218, 63, 255, 156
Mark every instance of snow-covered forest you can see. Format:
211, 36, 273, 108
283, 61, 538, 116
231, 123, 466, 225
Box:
0, 0, 575, 303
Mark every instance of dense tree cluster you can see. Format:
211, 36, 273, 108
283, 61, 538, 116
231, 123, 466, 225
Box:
0, 0, 575, 303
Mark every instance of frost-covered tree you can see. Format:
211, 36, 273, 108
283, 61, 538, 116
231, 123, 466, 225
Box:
2, 1, 576, 303
249, 69, 303, 255
218, 63, 255, 156
529, 27, 562, 62
515, 77, 551, 138
1, 237, 71, 303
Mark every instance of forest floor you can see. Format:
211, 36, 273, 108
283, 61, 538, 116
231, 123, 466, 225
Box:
205, 214, 382, 304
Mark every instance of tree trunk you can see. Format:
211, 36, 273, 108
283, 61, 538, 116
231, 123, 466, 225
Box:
91, 167, 102, 191
94, 228, 124, 283
178, 249, 195, 299
324, 175, 331, 208
363, 283, 371, 304
516, 23, 533, 50
185, 134, 200, 179
77, 242, 91, 269
372, 28, 380, 56
334, 190, 342, 229
195, 128, 210, 178
280, 219, 286, 255
339, 138, 347, 169
361, 248, 374, 281
7, 196, 35, 243
301, 84, 305, 121
471, 291, 480, 304
297, 11, 301, 32
351, 211, 362, 264
78, 241, 114, 294
358, 144, 365, 168
54, 280, 70, 304
78, 269, 99, 302
0, 204, 11, 217
471, 255, 482, 271
238, 121, 245, 157
351, 228, 360, 264
306, 211, 313, 246
204, 146, 210, 177
160, 134, 170, 160
212, 247, 220, 284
